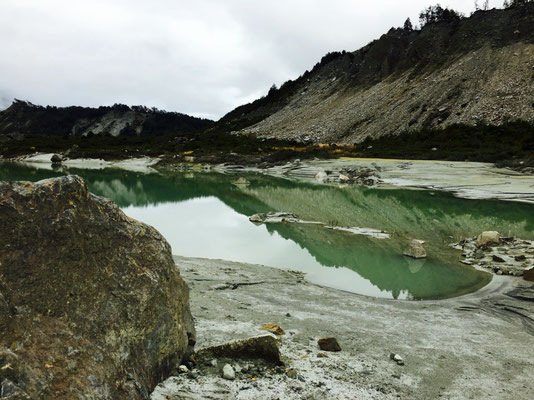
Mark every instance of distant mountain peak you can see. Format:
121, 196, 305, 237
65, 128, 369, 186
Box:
0, 101, 213, 139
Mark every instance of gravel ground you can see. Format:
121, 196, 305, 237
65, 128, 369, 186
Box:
151, 256, 534, 400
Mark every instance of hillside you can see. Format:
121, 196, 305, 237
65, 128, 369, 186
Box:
0, 100, 212, 139
216, 4, 534, 144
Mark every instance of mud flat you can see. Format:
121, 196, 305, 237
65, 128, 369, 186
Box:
212, 158, 534, 204
8, 152, 160, 173
6, 153, 534, 203
152, 256, 534, 400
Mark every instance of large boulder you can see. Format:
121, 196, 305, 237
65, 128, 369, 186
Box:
0, 176, 195, 399
476, 231, 501, 247
403, 239, 427, 259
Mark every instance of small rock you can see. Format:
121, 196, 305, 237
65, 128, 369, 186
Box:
285, 369, 298, 379
318, 337, 341, 352
178, 365, 189, 374
222, 364, 235, 380
248, 212, 299, 224
51, 154, 63, 164
338, 174, 351, 182
476, 231, 500, 247
317, 352, 329, 358
390, 353, 404, 365
249, 213, 265, 223
260, 323, 285, 335
403, 239, 427, 259
524, 268, 534, 282
492, 255, 505, 263
515, 255, 526, 262
232, 177, 250, 185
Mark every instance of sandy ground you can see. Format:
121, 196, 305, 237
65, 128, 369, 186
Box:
151, 256, 534, 400
213, 158, 534, 204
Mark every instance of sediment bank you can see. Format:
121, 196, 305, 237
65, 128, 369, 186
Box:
151, 256, 534, 400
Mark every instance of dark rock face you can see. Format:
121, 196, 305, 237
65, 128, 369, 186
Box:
0, 176, 195, 399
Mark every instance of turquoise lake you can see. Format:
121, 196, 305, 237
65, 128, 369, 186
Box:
3, 164, 533, 300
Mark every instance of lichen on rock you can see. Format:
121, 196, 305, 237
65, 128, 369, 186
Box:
0, 175, 195, 399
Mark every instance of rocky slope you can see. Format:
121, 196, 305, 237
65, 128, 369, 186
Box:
0, 100, 212, 139
217, 4, 534, 144
0, 176, 195, 399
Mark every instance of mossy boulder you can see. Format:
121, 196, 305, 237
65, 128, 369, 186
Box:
0, 175, 195, 399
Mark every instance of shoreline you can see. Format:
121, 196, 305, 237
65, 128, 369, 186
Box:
2, 154, 532, 398
209, 157, 534, 204
151, 255, 534, 399
4, 153, 533, 204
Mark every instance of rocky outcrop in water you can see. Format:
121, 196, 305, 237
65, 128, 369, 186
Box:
0, 175, 195, 399
403, 240, 427, 259
452, 233, 533, 276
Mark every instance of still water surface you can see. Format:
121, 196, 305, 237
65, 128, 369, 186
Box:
3, 164, 533, 300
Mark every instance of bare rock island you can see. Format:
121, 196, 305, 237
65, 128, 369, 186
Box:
0, 176, 195, 399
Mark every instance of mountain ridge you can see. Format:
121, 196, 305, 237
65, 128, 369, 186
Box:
215, 4, 534, 144
0, 100, 212, 140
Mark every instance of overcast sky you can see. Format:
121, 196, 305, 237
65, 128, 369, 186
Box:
0, 0, 492, 119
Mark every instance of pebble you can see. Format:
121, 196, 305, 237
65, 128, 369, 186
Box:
222, 364, 235, 380
390, 353, 405, 365
260, 323, 285, 335
318, 337, 341, 352
492, 255, 505, 262
178, 365, 189, 373
286, 368, 298, 379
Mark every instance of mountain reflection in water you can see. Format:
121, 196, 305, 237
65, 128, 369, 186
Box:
3, 165, 533, 299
